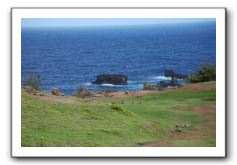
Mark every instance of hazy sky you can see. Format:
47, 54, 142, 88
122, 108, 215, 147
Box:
22, 18, 215, 27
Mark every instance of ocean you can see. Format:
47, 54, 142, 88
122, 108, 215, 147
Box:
21, 22, 216, 95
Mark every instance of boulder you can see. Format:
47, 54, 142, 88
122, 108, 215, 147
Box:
164, 70, 188, 79
92, 74, 128, 85
76, 91, 95, 98
52, 88, 64, 96
75, 90, 103, 98
175, 127, 182, 133
24, 86, 37, 95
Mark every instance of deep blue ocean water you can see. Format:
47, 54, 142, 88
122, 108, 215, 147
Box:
22, 22, 216, 95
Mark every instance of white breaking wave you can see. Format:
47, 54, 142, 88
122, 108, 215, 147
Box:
150, 76, 172, 80
101, 83, 116, 86
83, 82, 92, 86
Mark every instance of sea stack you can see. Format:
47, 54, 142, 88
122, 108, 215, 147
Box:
93, 74, 128, 85
164, 70, 188, 79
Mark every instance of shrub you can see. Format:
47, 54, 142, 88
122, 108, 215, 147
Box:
25, 74, 42, 91
189, 64, 216, 83
74, 83, 86, 96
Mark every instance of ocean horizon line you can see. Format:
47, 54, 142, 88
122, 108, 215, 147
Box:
21, 20, 215, 29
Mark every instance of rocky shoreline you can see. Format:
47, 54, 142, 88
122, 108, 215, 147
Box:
23, 70, 190, 99
22, 82, 216, 105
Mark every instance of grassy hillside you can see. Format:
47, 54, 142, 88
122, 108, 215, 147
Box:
21, 82, 216, 147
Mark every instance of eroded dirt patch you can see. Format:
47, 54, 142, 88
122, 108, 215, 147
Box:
193, 107, 215, 116
175, 83, 215, 92
111, 82, 216, 99
171, 130, 209, 140
140, 141, 171, 147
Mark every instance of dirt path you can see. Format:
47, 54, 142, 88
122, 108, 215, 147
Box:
140, 106, 216, 147
193, 107, 215, 116
166, 82, 216, 92
110, 82, 215, 99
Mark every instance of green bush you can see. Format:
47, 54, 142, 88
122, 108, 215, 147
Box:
25, 74, 42, 90
189, 64, 216, 83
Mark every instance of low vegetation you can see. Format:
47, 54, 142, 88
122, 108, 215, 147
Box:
189, 64, 216, 83
24, 74, 42, 91
21, 82, 216, 147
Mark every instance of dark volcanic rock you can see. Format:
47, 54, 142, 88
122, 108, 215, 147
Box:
52, 88, 65, 96
93, 74, 128, 85
164, 70, 188, 79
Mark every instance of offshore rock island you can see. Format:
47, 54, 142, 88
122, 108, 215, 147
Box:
92, 74, 128, 85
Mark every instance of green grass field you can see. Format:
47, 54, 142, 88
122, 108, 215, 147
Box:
21, 82, 216, 147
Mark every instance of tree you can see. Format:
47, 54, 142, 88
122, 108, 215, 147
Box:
189, 64, 216, 83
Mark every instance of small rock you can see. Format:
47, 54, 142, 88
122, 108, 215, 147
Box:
176, 123, 187, 128
75, 90, 100, 98
24, 86, 37, 94
182, 124, 186, 128
175, 127, 182, 132
38, 93, 45, 96
185, 124, 191, 127
52, 88, 64, 96
124, 91, 129, 94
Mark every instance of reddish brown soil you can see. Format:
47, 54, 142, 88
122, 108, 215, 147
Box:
193, 107, 215, 116
194, 106, 216, 129
170, 83, 215, 92
171, 130, 209, 140
111, 82, 216, 99
141, 141, 170, 147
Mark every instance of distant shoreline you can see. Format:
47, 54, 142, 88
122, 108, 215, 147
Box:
23, 81, 216, 103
